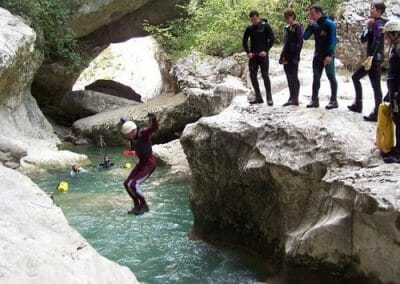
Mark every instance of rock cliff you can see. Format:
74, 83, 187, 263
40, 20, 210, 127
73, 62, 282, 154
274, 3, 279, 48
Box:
181, 96, 400, 283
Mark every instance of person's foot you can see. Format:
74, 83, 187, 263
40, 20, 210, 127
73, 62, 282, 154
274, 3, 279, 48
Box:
383, 154, 400, 164
127, 207, 140, 215
267, 100, 273, 106
325, 100, 338, 110
133, 204, 149, 215
306, 101, 319, 108
283, 100, 292, 107
347, 103, 362, 113
249, 99, 263, 105
363, 111, 378, 122
383, 93, 390, 103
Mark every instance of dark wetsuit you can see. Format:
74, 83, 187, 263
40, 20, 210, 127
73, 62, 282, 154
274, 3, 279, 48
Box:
352, 17, 385, 111
123, 116, 158, 206
99, 160, 114, 168
243, 19, 275, 102
280, 23, 304, 103
388, 41, 400, 150
304, 15, 338, 103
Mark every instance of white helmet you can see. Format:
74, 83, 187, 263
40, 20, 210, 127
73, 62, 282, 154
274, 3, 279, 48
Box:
383, 19, 400, 33
121, 121, 137, 135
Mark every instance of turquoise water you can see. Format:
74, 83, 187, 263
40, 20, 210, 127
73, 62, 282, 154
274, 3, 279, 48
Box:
32, 146, 269, 283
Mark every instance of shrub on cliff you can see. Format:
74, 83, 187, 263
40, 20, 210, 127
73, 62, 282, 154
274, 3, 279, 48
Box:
0, 0, 85, 70
145, 0, 344, 60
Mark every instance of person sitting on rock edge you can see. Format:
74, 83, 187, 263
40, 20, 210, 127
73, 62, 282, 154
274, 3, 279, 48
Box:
120, 113, 158, 215
382, 19, 400, 163
303, 4, 339, 110
99, 155, 114, 169
348, 3, 386, 122
280, 8, 304, 107
243, 10, 275, 105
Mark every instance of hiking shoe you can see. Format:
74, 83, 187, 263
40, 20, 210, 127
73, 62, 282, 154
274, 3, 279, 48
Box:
363, 112, 377, 122
325, 100, 338, 110
306, 101, 319, 108
347, 103, 362, 113
249, 99, 263, 105
383, 155, 400, 164
267, 100, 274, 106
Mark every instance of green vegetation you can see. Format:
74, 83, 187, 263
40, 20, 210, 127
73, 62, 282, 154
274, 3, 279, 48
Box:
0, 0, 85, 70
145, 0, 344, 61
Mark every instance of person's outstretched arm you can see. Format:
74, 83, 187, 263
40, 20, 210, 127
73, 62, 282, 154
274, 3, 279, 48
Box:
140, 113, 159, 139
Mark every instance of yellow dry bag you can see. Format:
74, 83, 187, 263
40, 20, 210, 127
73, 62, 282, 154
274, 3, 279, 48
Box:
376, 103, 395, 153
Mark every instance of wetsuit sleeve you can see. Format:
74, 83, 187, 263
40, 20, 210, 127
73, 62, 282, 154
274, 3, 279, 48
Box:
242, 27, 250, 53
326, 20, 336, 57
280, 28, 289, 60
140, 116, 159, 139
264, 23, 275, 52
303, 22, 318, 40
296, 25, 304, 56
370, 20, 384, 57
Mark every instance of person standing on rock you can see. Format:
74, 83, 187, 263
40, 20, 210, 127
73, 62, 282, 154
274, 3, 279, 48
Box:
243, 10, 275, 105
382, 19, 400, 163
120, 113, 158, 215
279, 8, 304, 106
303, 5, 338, 109
348, 3, 386, 122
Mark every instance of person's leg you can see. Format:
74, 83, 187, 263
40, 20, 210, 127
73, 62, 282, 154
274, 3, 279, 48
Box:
364, 62, 383, 121
249, 57, 263, 103
292, 62, 300, 105
308, 57, 323, 107
129, 157, 157, 215
283, 62, 300, 106
124, 164, 141, 211
260, 56, 273, 105
348, 66, 367, 113
325, 57, 339, 109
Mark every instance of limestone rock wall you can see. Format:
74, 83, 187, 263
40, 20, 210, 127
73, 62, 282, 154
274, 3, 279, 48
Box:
181, 96, 400, 283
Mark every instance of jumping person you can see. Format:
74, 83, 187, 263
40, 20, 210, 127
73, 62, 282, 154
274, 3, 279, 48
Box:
382, 19, 400, 163
120, 113, 158, 215
279, 8, 304, 106
303, 5, 338, 109
243, 10, 275, 105
348, 3, 386, 122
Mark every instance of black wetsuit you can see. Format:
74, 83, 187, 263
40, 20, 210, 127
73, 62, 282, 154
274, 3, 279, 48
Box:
352, 17, 385, 112
388, 41, 400, 151
243, 20, 275, 102
99, 160, 114, 168
280, 23, 304, 104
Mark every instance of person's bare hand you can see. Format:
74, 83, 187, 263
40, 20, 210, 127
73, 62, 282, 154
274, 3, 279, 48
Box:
308, 18, 314, 26
247, 52, 254, 59
323, 56, 332, 66
258, 51, 267, 57
366, 18, 375, 28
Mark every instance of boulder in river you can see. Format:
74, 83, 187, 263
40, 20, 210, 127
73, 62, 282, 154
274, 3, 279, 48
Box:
153, 139, 191, 175
181, 96, 400, 283
60, 90, 139, 119
72, 92, 201, 146
85, 80, 142, 102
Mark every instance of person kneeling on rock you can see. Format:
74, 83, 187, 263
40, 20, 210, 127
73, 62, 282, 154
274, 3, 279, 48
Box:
120, 113, 158, 215
382, 19, 400, 163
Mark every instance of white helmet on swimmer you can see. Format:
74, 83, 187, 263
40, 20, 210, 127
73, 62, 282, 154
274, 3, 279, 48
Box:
382, 19, 400, 33
121, 121, 137, 135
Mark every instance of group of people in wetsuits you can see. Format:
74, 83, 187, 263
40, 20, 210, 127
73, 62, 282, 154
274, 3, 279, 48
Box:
118, 3, 400, 216
243, 3, 400, 162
